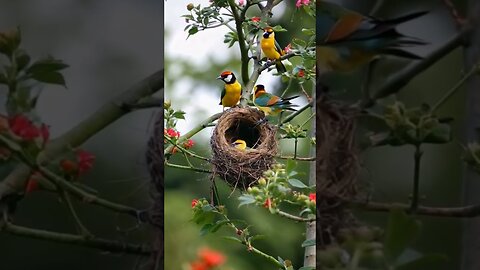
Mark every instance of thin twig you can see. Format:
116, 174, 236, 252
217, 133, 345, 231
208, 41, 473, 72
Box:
431, 63, 479, 112
164, 136, 210, 161
277, 210, 315, 222
276, 155, 315, 161
352, 200, 480, 218
409, 144, 423, 213
165, 161, 212, 174
3, 222, 151, 255
281, 100, 314, 124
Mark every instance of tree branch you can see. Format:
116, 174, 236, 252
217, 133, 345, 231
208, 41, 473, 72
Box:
277, 210, 315, 222
2, 221, 151, 255
352, 201, 480, 218
227, 0, 250, 85
358, 30, 467, 109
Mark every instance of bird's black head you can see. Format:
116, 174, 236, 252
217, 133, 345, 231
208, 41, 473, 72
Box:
217, 71, 236, 84
263, 27, 273, 38
254, 84, 265, 94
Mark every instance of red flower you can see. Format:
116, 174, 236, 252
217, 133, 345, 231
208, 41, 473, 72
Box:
165, 128, 180, 138
25, 171, 42, 194
170, 146, 178, 154
9, 114, 40, 140
192, 199, 199, 208
309, 193, 316, 203
297, 69, 305, 78
190, 261, 208, 270
198, 248, 226, 267
77, 150, 95, 174
284, 43, 292, 53
238, 0, 245, 6
60, 159, 79, 175
183, 139, 195, 149
296, 0, 310, 7
251, 17, 261, 22
263, 198, 272, 208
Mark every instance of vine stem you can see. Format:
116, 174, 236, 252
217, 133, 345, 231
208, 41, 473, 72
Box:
431, 64, 479, 113
409, 144, 423, 213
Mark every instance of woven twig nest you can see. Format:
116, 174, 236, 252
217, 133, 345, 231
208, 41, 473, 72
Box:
210, 107, 278, 189
316, 94, 359, 246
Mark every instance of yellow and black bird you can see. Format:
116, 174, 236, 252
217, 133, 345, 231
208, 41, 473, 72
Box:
261, 27, 287, 73
217, 71, 242, 111
232, 139, 247, 151
253, 84, 298, 116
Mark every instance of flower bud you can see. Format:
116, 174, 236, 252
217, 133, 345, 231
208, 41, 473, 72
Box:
186, 3, 194, 10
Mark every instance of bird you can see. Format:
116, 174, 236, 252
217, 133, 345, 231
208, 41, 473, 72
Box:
217, 71, 242, 111
253, 84, 299, 116
316, 1, 428, 73
261, 27, 287, 73
232, 139, 247, 150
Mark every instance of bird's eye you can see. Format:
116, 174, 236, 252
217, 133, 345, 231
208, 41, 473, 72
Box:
263, 32, 269, 38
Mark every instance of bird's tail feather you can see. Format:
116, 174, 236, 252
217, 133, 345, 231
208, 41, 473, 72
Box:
377, 11, 429, 26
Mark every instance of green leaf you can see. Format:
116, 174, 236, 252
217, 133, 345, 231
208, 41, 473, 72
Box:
288, 179, 308, 188
424, 123, 451, 144
301, 238, 315, 247
30, 71, 66, 87
238, 194, 256, 207
173, 110, 186, 119
188, 26, 198, 36
301, 28, 315, 36
286, 159, 297, 172
384, 208, 421, 263
199, 223, 213, 236
15, 49, 30, 71
396, 254, 448, 270
210, 219, 230, 233
272, 25, 287, 32
26, 57, 69, 74
221, 236, 242, 243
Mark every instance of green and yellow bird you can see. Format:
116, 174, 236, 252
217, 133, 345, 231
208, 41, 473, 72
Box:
253, 85, 298, 116
316, 1, 428, 73
232, 139, 247, 151
261, 27, 287, 73
217, 71, 242, 110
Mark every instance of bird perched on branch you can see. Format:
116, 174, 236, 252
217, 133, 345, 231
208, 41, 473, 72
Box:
217, 71, 242, 110
261, 27, 287, 73
232, 139, 247, 151
316, 1, 428, 73
253, 85, 298, 117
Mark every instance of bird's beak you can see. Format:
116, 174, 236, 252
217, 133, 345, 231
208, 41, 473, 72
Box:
216, 76, 222, 80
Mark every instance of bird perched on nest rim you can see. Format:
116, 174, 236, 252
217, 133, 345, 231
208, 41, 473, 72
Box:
316, 1, 428, 73
253, 84, 299, 118
261, 27, 287, 73
217, 71, 242, 111
232, 139, 247, 151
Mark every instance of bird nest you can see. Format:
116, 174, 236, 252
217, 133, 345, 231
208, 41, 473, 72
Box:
210, 107, 278, 189
316, 94, 359, 246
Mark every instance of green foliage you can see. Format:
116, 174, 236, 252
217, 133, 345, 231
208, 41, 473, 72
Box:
317, 209, 448, 269
367, 102, 452, 147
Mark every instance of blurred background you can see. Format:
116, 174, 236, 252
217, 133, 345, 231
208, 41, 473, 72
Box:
320, 1, 466, 270
165, 0, 315, 269
0, 1, 162, 269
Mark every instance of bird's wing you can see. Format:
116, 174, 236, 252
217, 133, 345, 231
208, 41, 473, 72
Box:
255, 93, 279, 107
325, 12, 364, 43
274, 39, 284, 56
219, 88, 226, 105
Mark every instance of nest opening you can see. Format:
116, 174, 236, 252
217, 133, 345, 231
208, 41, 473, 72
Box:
210, 107, 278, 189
224, 118, 262, 149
